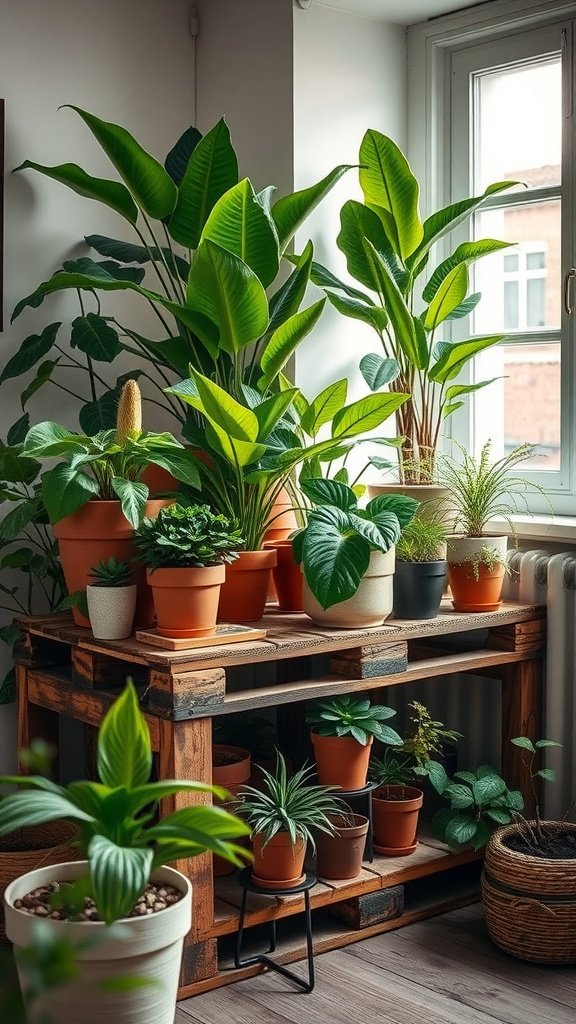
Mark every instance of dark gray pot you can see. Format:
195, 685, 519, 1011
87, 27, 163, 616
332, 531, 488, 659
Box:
392, 560, 447, 620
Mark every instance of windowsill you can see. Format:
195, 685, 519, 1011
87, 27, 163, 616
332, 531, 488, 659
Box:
490, 514, 576, 545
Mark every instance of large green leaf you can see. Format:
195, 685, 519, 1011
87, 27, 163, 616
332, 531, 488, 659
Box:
360, 354, 400, 391
365, 493, 419, 530
302, 507, 369, 609
414, 181, 519, 262
201, 178, 279, 287
86, 235, 189, 281
254, 390, 299, 440
349, 511, 400, 552
89, 834, 153, 924
70, 313, 121, 362
308, 260, 375, 305
362, 240, 427, 368
7, 414, 30, 446
445, 816, 478, 848
41, 465, 99, 523
259, 299, 325, 391
23, 421, 88, 457
423, 239, 513, 304
272, 164, 352, 251
424, 263, 469, 330
332, 392, 408, 439
337, 199, 406, 293
0, 790, 94, 836
65, 105, 177, 219
14, 160, 138, 224
472, 775, 506, 805
186, 239, 268, 355
169, 118, 238, 248
0, 497, 42, 541
300, 379, 348, 437
146, 449, 201, 490
429, 335, 504, 383
165, 125, 203, 185
359, 130, 423, 259
97, 680, 152, 790
187, 369, 260, 442
267, 242, 313, 336
326, 291, 389, 333
300, 478, 357, 511
111, 478, 148, 529
79, 389, 122, 435
0, 323, 61, 384
21, 359, 61, 409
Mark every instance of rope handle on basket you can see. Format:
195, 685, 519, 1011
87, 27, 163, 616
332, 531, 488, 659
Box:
509, 897, 557, 917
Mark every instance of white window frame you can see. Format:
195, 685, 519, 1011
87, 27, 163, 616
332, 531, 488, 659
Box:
407, 0, 576, 517
503, 243, 548, 331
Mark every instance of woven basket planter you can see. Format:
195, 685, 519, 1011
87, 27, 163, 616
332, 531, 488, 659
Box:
482, 821, 576, 964
0, 821, 78, 942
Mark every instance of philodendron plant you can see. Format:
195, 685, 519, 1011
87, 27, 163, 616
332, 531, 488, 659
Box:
292, 479, 418, 609
5, 107, 351, 432
0, 681, 251, 923
309, 128, 519, 484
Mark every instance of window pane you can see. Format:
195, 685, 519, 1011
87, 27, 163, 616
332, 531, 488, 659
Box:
475, 59, 561, 191
504, 253, 519, 272
475, 343, 561, 471
504, 281, 519, 329
473, 201, 560, 333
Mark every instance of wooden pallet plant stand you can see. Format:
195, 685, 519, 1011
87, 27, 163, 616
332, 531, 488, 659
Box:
13, 600, 545, 998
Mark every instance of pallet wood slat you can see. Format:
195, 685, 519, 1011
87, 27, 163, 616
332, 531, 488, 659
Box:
330, 885, 405, 929
331, 642, 408, 678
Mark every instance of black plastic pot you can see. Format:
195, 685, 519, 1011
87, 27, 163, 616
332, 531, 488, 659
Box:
392, 560, 447, 620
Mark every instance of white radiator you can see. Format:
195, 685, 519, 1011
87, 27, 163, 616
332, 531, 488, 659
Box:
504, 550, 576, 819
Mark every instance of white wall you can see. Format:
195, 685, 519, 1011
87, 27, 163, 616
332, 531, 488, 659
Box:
293, 5, 407, 399
0, 0, 195, 769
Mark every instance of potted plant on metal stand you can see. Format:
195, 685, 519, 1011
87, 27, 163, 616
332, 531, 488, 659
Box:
86, 557, 137, 640
0, 681, 250, 1024
393, 516, 447, 619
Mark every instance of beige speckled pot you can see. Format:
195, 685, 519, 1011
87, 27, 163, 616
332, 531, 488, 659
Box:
86, 584, 137, 640
302, 548, 395, 628
5, 860, 192, 1024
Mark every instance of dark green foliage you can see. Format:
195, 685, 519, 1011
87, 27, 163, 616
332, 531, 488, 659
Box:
88, 558, 133, 588
134, 503, 243, 569
306, 695, 402, 747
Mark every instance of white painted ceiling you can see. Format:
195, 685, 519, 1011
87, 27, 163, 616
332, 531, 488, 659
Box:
314, 0, 488, 26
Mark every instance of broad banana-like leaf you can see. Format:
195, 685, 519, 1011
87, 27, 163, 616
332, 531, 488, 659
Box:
14, 160, 138, 224
412, 181, 520, 264
429, 335, 504, 383
259, 299, 325, 392
423, 239, 513, 304
359, 130, 423, 260
337, 199, 407, 293
201, 178, 279, 287
362, 239, 427, 369
424, 264, 469, 331
186, 239, 268, 355
272, 164, 353, 252
169, 118, 238, 248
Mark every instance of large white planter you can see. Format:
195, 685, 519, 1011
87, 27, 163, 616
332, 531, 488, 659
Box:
5, 860, 191, 1024
366, 483, 453, 525
446, 534, 508, 565
302, 548, 395, 628
86, 584, 137, 640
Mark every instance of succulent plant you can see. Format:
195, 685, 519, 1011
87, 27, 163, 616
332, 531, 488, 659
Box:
88, 558, 134, 588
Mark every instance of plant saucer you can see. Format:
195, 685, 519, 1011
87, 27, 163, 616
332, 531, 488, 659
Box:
374, 840, 418, 857
251, 872, 306, 891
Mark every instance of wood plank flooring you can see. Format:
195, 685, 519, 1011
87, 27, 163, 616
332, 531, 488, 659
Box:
177, 904, 576, 1024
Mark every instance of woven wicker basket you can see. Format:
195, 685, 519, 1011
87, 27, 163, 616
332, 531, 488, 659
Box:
0, 821, 78, 942
482, 821, 576, 964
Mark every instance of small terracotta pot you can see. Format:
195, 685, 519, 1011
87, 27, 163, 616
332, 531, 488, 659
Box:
212, 744, 251, 794
54, 499, 170, 627
218, 549, 277, 623
311, 732, 373, 790
252, 832, 306, 888
147, 564, 225, 638
372, 785, 423, 854
447, 534, 507, 612
315, 814, 369, 880
264, 540, 303, 612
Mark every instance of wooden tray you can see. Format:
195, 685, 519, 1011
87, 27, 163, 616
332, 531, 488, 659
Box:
134, 623, 266, 651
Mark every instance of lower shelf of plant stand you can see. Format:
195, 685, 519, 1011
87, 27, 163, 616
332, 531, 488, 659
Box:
182, 861, 482, 998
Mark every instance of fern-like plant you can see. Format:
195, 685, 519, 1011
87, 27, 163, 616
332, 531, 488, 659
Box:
396, 518, 446, 563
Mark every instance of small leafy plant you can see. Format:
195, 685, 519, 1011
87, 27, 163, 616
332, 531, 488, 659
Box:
370, 748, 415, 788
396, 518, 446, 563
306, 695, 402, 747
509, 735, 563, 852
239, 752, 346, 849
463, 544, 510, 581
292, 478, 418, 609
371, 702, 461, 788
133, 503, 243, 569
431, 762, 524, 851
88, 558, 134, 588
0, 681, 250, 923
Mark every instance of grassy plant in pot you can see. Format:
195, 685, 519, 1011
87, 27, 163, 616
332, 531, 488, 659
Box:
439, 440, 541, 612
134, 503, 243, 638
393, 516, 447, 619
22, 381, 200, 627
239, 752, 345, 889
86, 557, 136, 640
306, 695, 402, 791
293, 479, 418, 627
0, 682, 250, 1024
481, 736, 576, 964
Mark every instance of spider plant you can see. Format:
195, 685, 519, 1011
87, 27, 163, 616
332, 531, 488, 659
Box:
239, 752, 346, 849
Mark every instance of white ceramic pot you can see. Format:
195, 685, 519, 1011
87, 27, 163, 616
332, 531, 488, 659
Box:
302, 548, 395, 628
5, 861, 191, 1024
366, 482, 452, 524
446, 534, 508, 565
86, 584, 137, 639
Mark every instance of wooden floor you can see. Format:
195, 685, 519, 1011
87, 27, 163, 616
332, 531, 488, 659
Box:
176, 904, 576, 1024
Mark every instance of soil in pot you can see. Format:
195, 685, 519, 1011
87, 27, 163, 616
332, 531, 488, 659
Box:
218, 549, 277, 623
372, 785, 423, 854
311, 732, 373, 790
503, 827, 576, 860
147, 564, 225, 638
264, 539, 303, 611
14, 878, 183, 921
448, 561, 505, 612
212, 744, 251, 795
315, 814, 369, 880
392, 560, 447, 620
251, 832, 306, 888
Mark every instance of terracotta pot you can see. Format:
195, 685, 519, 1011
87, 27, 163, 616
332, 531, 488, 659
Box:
147, 564, 225, 638
218, 549, 277, 623
262, 486, 298, 544
311, 731, 373, 790
0, 822, 77, 943
447, 535, 508, 612
264, 540, 303, 611
302, 548, 395, 628
212, 798, 249, 877
54, 499, 170, 627
372, 785, 423, 854
315, 814, 369, 880
212, 744, 251, 793
252, 832, 306, 888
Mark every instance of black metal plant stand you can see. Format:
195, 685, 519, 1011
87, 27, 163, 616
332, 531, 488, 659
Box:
234, 868, 317, 992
